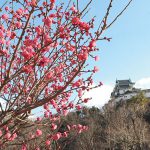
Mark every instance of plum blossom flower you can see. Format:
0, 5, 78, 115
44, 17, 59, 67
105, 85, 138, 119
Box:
72, 17, 80, 25
93, 66, 99, 73
21, 51, 33, 60
36, 129, 42, 136
68, 102, 74, 109
95, 56, 99, 61
43, 104, 49, 110
76, 105, 82, 110
45, 140, 51, 146
37, 117, 42, 122
39, 57, 51, 67
16, 8, 23, 15
16, 21, 22, 28
83, 98, 89, 103
0, 38, 5, 44
50, 100, 57, 108
35, 26, 42, 35
50, 0, 56, 3
21, 144, 27, 150
6, 30, 11, 37
63, 132, 68, 137
52, 132, 61, 141
63, 110, 68, 116
78, 89, 83, 97
70, 6, 77, 13
44, 111, 49, 118
43, 17, 53, 27
79, 22, 90, 31
5, 132, 11, 140
2, 14, 8, 20
22, 65, 33, 73
0, 31, 4, 38
0, 130, 2, 137
31, 0, 37, 6
10, 133, 17, 141
5, 6, 9, 11
51, 123, 57, 130
89, 39, 96, 48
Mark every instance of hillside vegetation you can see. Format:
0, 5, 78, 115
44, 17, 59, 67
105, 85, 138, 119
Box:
4, 93, 150, 150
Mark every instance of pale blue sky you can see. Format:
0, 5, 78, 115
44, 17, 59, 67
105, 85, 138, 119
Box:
98, 0, 149, 84
73, 0, 150, 85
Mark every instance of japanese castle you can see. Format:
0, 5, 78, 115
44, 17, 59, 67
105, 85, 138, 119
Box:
105, 79, 150, 108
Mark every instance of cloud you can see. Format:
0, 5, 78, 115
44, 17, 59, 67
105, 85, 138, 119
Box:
84, 84, 113, 108
135, 77, 150, 89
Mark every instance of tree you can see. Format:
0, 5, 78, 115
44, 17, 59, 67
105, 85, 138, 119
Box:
103, 94, 150, 150
0, 0, 132, 149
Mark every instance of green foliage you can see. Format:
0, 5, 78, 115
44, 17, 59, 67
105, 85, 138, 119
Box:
127, 92, 149, 107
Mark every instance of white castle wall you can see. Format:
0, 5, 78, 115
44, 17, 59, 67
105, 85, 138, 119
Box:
144, 91, 150, 98
115, 91, 150, 102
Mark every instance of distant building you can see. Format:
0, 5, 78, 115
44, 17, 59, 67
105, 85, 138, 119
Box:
111, 79, 150, 102
111, 79, 135, 96
103, 79, 150, 110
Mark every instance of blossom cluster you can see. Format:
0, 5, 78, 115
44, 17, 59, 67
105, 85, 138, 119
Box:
0, 0, 102, 149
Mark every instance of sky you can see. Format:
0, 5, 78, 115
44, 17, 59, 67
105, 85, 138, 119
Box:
78, 0, 150, 83
95, 0, 150, 83
74, 0, 150, 107
1, 0, 150, 111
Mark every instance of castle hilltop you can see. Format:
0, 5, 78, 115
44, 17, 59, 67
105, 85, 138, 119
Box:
111, 79, 150, 102
104, 79, 150, 108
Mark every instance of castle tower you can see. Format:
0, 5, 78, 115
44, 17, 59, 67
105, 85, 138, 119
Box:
111, 79, 135, 98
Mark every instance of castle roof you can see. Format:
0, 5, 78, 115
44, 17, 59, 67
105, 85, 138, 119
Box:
116, 79, 134, 86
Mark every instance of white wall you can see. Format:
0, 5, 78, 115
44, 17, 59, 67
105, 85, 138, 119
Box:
144, 91, 150, 98
115, 91, 150, 103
